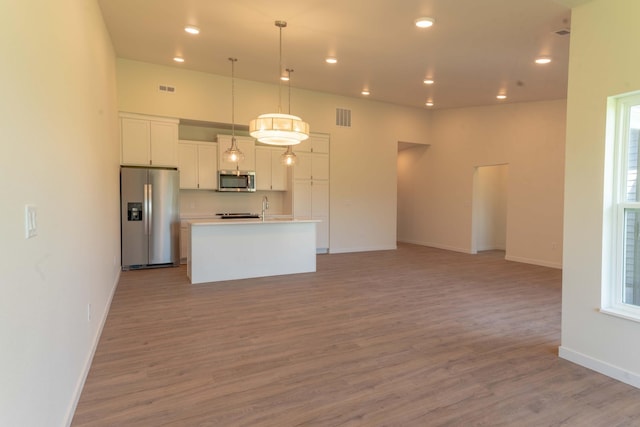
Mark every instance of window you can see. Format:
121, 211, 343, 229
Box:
606, 92, 640, 321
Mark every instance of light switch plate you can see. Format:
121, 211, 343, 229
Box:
25, 205, 37, 239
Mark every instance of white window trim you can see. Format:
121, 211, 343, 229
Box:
603, 91, 640, 322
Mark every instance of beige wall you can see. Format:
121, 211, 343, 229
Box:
116, 59, 433, 253
0, 0, 120, 425
398, 100, 566, 268
561, 0, 640, 388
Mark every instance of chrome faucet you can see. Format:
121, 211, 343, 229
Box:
261, 196, 269, 222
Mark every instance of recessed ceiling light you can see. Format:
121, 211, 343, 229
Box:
415, 17, 435, 28
496, 94, 507, 100
173, 57, 185, 63
423, 79, 435, 85
535, 57, 552, 64
425, 101, 434, 107
326, 57, 338, 64
184, 26, 200, 35
361, 90, 370, 96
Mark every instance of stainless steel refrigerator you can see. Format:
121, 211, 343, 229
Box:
120, 166, 180, 270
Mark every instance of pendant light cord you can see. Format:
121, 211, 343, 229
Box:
275, 21, 287, 113
286, 68, 293, 114
229, 57, 237, 139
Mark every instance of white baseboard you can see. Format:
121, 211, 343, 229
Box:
559, 346, 640, 389
64, 269, 120, 426
505, 254, 562, 269
329, 244, 397, 254
397, 239, 473, 254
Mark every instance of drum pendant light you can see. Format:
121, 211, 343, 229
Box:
249, 20, 309, 146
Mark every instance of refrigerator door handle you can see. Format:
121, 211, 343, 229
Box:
143, 184, 151, 235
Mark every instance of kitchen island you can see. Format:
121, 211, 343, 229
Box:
187, 218, 318, 284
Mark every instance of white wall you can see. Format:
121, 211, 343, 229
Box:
560, 0, 640, 388
115, 59, 433, 253
397, 100, 566, 268
0, 0, 120, 425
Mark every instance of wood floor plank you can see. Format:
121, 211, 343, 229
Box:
72, 244, 640, 426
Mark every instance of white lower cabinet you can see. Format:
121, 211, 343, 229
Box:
178, 141, 218, 190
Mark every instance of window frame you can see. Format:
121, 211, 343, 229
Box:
603, 92, 640, 322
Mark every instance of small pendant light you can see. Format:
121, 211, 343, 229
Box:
281, 145, 297, 165
281, 68, 297, 166
223, 57, 245, 165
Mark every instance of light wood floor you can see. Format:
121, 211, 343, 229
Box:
72, 244, 640, 426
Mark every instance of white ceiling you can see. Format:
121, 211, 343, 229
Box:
97, 0, 572, 110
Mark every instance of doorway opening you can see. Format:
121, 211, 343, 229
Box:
472, 164, 508, 254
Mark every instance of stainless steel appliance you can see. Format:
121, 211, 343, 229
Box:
120, 166, 180, 270
216, 212, 261, 219
218, 170, 256, 192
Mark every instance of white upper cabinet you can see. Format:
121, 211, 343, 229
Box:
255, 146, 288, 191
178, 140, 218, 190
120, 112, 179, 167
295, 135, 330, 154
293, 151, 328, 181
178, 143, 198, 188
217, 135, 256, 171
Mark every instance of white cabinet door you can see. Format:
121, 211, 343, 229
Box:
149, 121, 178, 166
197, 145, 218, 190
120, 113, 178, 167
295, 139, 311, 153
178, 141, 218, 190
312, 180, 330, 216
293, 152, 312, 180
295, 134, 329, 154
178, 143, 198, 189
271, 150, 288, 191
293, 151, 327, 181
293, 180, 312, 218
218, 135, 256, 171
312, 153, 329, 181
255, 147, 272, 191
311, 136, 330, 153
312, 180, 329, 250
256, 146, 289, 191
121, 118, 150, 166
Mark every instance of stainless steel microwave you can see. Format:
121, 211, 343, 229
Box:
218, 170, 256, 192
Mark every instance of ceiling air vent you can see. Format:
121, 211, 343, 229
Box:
158, 84, 176, 93
336, 108, 351, 127
554, 28, 571, 36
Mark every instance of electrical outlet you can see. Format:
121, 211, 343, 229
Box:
25, 205, 37, 239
